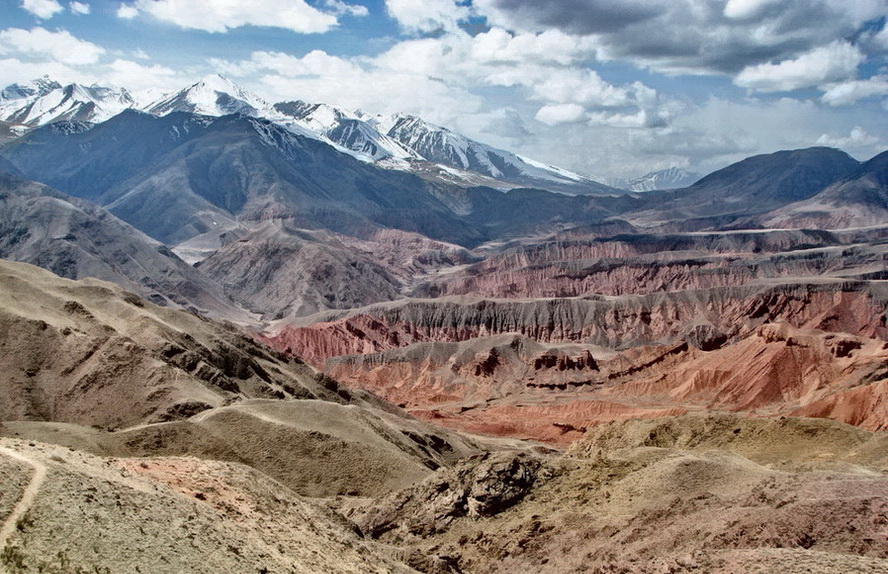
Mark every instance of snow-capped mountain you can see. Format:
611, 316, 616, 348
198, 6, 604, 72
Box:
373, 114, 616, 194
0, 80, 134, 127
0, 76, 61, 101
273, 101, 419, 161
0, 74, 617, 194
145, 74, 272, 118
614, 167, 702, 192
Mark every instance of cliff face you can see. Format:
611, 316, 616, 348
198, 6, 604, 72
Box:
411, 230, 888, 300
264, 280, 888, 443
268, 281, 888, 366
320, 322, 888, 443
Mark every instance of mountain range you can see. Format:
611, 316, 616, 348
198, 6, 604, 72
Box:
0, 74, 615, 195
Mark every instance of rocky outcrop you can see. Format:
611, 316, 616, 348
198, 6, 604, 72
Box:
355, 452, 544, 539
351, 415, 888, 574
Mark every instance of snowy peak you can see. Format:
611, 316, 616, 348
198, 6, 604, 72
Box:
0, 79, 134, 127
274, 101, 420, 161
274, 101, 357, 131
146, 74, 271, 118
616, 167, 702, 192
0, 74, 617, 195
382, 114, 475, 169
0, 76, 62, 101
376, 113, 615, 194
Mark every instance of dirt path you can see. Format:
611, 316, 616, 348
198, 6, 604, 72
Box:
0, 446, 47, 556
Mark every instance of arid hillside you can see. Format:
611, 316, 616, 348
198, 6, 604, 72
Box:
351, 414, 888, 574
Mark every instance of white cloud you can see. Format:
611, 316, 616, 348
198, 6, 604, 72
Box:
468, 27, 598, 66
321, 0, 368, 18
735, 41, 864, 92
385, 0, 470, 34
371, 30, 648, 115
528, 69, 631, 108
69, 1, 90, 15
210, 50, 362, 79
723, 0, 779, 19
210, 49, 484, 125
105, 58, 182, 92
535, 103, 586, 125
816, 126, 879, 149
0, 57, 86, 88
119, 0, 339, 33
21, 0, 64, 19
117, 4, 138, 19
822, 76, 888, 106
0, 27, 105, 65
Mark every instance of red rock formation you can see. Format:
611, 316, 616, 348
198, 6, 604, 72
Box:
268, 282, 887, 367
318, 322, 888, 443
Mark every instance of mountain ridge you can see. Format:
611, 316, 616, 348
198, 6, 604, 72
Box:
0, 74, 612, 196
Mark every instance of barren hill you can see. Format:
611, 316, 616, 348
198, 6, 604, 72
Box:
352, 414, 888, 574
0, 439, 419, 574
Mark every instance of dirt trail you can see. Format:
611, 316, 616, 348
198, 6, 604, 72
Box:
0, 446, 47, 558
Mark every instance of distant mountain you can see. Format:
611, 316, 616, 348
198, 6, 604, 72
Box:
614, 167, 701, 191
0, 75, 617, 195
626, 147, 861, 226
0, 80, 134, 126
145, 74, 271, 118
0, 170, 249, 320
376, 113, 617, 195
0, 76, 61, 100
273, 100, 419, 161
195, 224, 404, 320
763, 150, 888, 229
0, 110, 486, 247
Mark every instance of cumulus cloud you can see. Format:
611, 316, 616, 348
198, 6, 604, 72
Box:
117, 0, 342, 33
21, 0, 64, 19
69, 1, 90, 15
385, 0, 471, 34
0, 57, 85, 88
821, 76, 888, 106
0, 27, 104, 65
468, 27, 598, 66
735, 41, 864, 92
535, 103, 586, 125
372, 29, 660, 117
527, 68, 631, 108
474, 0, 664, 35
816, 126, 880, 149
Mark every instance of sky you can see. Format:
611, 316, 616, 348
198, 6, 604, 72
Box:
1, 0, 887, 180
